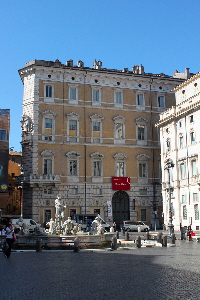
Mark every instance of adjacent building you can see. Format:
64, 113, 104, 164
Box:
156, 72, 200, 231
0, 109, 10, 215
18, 59, 188, 228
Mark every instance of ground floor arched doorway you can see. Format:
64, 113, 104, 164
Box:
112, 191, 130, 230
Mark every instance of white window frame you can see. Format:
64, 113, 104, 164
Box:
41, 150, 55, 175
92, 87, 101, 106
90, 152, 104, 183
90, 114, 104, 144
66, 112, 80, 143
41, 110, 56, 141
65, 151, 81, 182
191, 159, 198, 177
114, 89, 123, 108
69, 85, 78, 104
193, 193, 198, 202
157, 95, 165, 108
136, 154, 149, 183
113, 153, 127, 177
194, 204, 199, 220
113, 115, 125, 144
135, 118, 148, 146
136, 93, 145, 110
183, 205, 187, 220
180, 162, 185, 180
44, 83, 54, 102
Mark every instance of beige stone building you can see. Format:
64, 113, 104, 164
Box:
156, 72, 200, 231
18, 59, 187, 229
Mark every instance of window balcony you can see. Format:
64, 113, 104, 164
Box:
29, 174, 61, 187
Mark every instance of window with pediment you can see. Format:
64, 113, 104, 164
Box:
113, 153, 127, 177
41, 150, 55, 175
90, 114, 104, 144
41, 110, 56, 141
66, 112, 80, 142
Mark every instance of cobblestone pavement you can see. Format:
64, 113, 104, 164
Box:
1, 239, 200, 300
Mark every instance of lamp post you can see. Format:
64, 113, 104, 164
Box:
164, 159, 175, 236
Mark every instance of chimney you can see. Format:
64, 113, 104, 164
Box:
77, 60, 84, 68
93, 59, 102, 70
66, 59, 73, 67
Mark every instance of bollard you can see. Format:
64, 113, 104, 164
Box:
146, 231, 149, 240
74, 237, 80, 252
125, 231, 129, 241
157, 232, 163, 243
116, 231, 119, 239
36, 238, 42, 252
123, 227, 125, 235
136, 236, 141, 248
111, 236, 117, 250
162, 236, 167, 247
171, 233, 176, 244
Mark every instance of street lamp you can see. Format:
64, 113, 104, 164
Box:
164, 158, 175, 236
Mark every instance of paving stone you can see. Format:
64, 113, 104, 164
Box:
0, 240, 200, 299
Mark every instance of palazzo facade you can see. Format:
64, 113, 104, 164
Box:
18, 59, 186, 228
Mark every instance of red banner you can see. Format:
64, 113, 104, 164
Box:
112, 177, 130, 190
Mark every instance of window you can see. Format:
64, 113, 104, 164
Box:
69, 160, 77, 176
113, 116, 125, 144
140, 189, 147, 195
92, 89, 100, 102
190, 131, 195, 144
115, 123, 123, 139
137, 94, 144, 106
93, 161, 102, 177
69, 209, 77, 218
43, 187, 53, 194
69, 120, 78, 142
0, 130, 7, 141
42, 110, 56, 141
93, 188, 102, 195
179, 121, 182, 128
191, 160, 197, 176
66, 151, 81, 179
90, 114, 103, 144
141, 209, 146, 222
179, 136, 183, 148
46, 85, 52, 98
69, 187, 78, 195
158, 95, 165, 107
69, 87, 77, 100
135, 118, 148, 145
116, 162, 125, 177
66, 112, 80, 143
138, 125, 145, 140
92, 121, 101, 143
180, 163, 185, 179
183, 205, 187, 220
90, 152, 104, 181
190, 115, 194, 123
113, 153, 127, 177
139, 163, 146, 178
44, 159, 52, 175
41, 150, 55, 175
193, 193, 198, 202
94, 209, 101, 215
115, 91, 122, 104
194, 204, 199, 220
45, 118, 52, 129
181, 195, 186, 203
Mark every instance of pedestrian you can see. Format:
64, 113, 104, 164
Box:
113, 222, 116, 232
4, 221, 15, 258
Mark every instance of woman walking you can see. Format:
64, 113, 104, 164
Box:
5, 221, 15, 258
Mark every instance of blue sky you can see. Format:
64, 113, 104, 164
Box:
1, 0, 200, 151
